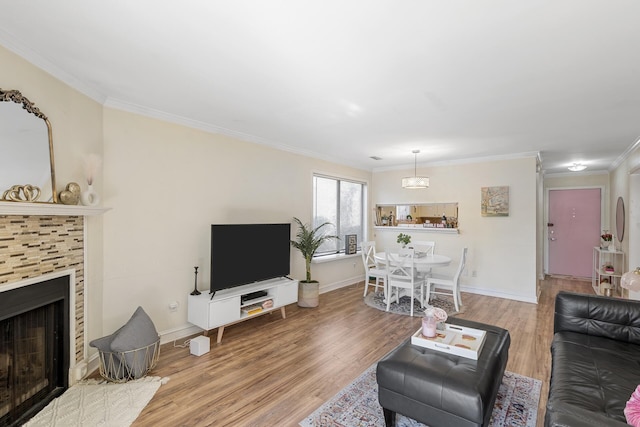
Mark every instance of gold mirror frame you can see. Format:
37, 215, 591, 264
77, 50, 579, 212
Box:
0, 89, 57, 203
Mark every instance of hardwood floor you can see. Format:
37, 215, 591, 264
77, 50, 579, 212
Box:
132, 277, 593, 427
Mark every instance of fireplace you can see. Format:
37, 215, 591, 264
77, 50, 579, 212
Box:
0, 275, 70, 426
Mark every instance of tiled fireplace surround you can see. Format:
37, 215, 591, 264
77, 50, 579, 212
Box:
0, 213, 87, 382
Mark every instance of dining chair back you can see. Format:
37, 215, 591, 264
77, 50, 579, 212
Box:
411, 240, 435, 255
422, 247, 468, 311
385, 248, 425, 316
361, 241, 386, 297
411, 240, 436, 278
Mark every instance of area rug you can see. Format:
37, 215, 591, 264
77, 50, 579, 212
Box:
24, 376, 169, 427
364, 291, 459, 317
299, 364, 541, 427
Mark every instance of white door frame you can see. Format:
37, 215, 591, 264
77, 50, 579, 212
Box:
544, 185, 606, 275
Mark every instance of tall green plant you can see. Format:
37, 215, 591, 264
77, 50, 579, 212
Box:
291, 217, 339, 282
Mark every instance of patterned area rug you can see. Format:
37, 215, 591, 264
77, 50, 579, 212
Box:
299, 364, 541, 427
364, 291, 459, 317
24, 376, 168, 427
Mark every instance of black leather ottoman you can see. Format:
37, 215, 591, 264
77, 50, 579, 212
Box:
377, 317, 510, 427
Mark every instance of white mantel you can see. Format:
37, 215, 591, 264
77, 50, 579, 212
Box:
0, 202, 110, 216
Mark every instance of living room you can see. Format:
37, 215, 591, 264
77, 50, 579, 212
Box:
1, 2, 640, 426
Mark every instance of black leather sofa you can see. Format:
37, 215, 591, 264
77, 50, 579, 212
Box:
545, 291, 640, 426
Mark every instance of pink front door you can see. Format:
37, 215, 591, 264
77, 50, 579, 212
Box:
548, 188, 601, 278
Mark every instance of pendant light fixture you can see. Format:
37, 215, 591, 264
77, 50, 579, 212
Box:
401, 150, 429, 189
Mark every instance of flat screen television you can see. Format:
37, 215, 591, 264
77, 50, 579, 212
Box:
210, 223, 291, 296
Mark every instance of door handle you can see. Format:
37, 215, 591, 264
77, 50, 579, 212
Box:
549, 237, 557, 241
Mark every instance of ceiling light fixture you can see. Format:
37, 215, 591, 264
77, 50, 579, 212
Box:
401, 150, 429, 189
568, 163, 587, 172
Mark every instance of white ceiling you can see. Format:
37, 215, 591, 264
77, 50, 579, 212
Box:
1, 1, 639, 174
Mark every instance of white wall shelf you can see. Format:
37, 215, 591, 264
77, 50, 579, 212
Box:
592, 247, 625, 296
373, 226, 459, 234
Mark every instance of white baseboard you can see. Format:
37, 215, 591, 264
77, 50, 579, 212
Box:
83, 324, 203, 379
319, 275, 364, 294
460, 285, 538, 304
158, 324, 203, 345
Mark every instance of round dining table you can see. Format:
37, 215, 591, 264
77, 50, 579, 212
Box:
374, 251, 452, 267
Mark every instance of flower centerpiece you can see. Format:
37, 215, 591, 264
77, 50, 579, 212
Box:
601, 231, 614, 250
422, 306, 448, 337
397, 233, 411, 248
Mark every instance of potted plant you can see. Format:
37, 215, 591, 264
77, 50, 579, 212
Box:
397, 233, 411, 248
291, 217, 339, 307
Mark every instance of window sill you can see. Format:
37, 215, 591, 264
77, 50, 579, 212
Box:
312, 252, 361, 264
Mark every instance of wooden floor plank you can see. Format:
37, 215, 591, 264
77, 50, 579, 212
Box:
128, 276, 593, 427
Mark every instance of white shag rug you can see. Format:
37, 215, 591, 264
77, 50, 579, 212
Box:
24, 376, 169, 427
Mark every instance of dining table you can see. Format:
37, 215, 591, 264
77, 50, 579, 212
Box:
374, 251, 452, 268
374, 251, 452, 306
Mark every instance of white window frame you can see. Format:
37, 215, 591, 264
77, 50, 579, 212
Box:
312, 173, 367, 258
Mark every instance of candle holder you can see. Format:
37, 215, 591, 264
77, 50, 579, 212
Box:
190, 266, 201, 295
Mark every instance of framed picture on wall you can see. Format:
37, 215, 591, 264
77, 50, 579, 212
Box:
481, 186, 509, 217
345, 234, 357, 255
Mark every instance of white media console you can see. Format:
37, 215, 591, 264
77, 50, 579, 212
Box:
187, 277, 298, 343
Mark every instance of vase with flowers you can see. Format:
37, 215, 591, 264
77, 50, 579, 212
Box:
80, 153, 102, 206
422, 306, 448, 337
601, 231, 614, 251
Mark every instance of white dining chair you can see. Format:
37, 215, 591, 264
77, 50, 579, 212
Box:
422, 247, 468, 311
361, 241, 387, 297
385, 248, 425, 316
410, 240, 435, 278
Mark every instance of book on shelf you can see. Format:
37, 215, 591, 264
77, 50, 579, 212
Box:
242, 304, 263, 316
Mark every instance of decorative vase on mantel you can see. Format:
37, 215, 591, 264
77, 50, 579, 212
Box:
80, 184, 100, 206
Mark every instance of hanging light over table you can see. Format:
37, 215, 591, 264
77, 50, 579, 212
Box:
402, 150, 429, 189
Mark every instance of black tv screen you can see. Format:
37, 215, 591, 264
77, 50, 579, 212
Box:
210, 223, 291, 294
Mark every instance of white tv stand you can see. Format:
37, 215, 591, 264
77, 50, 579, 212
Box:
187, 277, 298, 343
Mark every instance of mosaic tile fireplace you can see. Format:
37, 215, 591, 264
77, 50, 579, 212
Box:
0, 212, 89, 425
0, 274, 70, 425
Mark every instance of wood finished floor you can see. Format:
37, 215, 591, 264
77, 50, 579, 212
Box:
131, 277, 593, 427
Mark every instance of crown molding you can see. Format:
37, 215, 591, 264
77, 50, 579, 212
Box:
372, 151, 540, 173
0, 29, 107, 104
103, 97, 372, 172
609, 135, 640, 172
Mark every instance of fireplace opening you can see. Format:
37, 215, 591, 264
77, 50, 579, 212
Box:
0, 275, 70, 427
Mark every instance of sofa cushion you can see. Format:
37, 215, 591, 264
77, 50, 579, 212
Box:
109, 306, 159, 379
89, 326, 126, 379
547, 331, 640, 424
554, 292, 640, 344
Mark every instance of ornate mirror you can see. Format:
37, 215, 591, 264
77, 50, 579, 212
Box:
616, 196, 625, 242
0, 89, 57, 203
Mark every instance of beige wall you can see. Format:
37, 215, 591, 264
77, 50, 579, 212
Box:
102, 108, 370, 337
610, 143, 640, 296
2, 40, 548, 346
0, 45, 105, 359
371, 157, 539, 303
0, 44, 371, 349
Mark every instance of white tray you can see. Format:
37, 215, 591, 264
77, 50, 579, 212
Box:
411, 323, 487, 360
